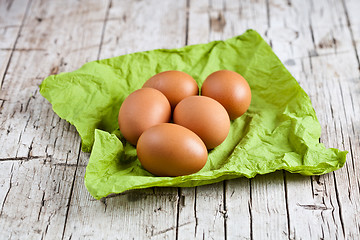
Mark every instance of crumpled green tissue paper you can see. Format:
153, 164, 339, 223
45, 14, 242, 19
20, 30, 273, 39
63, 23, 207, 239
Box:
40, 29, 347, 200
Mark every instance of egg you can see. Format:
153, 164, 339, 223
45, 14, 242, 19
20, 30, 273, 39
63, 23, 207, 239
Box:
137, 123, 208, 177
201, 70, 251, 120
143, 70, 199, 109
118, 88, 171, 145
173, 96, 230, 149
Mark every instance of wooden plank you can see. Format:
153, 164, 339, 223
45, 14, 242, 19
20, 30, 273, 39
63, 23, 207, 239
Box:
237, 0, 290, 237
0, 159, 79, 239
61, 0, 188, 239
0, 0, 108, 160
181, 0, 290, 239
266, 0, 360, 239
225, 179, 251, 239
265, 0, 360, 239
61, 152, 180, 240
0, 0, 30, 87
0, 0, 109, 239
263, 0, 322, 236
311, 52, 360, 238
283, 51, 359, 239
177, 1, 227, 239
99, 0, 188, 59
304, 0, 360, 238
180, 1, 288, 239
251, 172, 289, 239
217, 0, 291, 239
177, 183, 225, 240
266, 0, 339, 238
220, 1, 284, 239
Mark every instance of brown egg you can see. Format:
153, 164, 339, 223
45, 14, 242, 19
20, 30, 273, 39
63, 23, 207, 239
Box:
173, 96, 230, 149
118, 88, 171, 145
201, 70, 251, 120
137, 123, 208, 177
143, 70, 199, 109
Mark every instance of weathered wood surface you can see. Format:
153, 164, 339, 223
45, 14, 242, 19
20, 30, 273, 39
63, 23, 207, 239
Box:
0, 0, 359, 239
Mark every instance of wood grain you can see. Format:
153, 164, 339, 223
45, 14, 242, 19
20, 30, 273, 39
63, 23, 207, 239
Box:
61, 1, 188, 239
0, 0, 107, 239
0, 0, 30, 88
0, 0, 359, 239
267, 0, 360, 238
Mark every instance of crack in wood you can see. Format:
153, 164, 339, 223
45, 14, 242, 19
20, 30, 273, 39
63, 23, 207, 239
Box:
53, 163, 87, 168
41, 211, 57, 239
266, 0, 270, 28
151, 221, 192, 237
61, 149, 71, 181
297, 203, 332, 211
310, 176, 315, 198
320, 224, 325, 239
0, 156, 44, 161
0, 48, 46, 52
346, 138, 360, 206
61, 144, 82, 240
0, 156, 87, 169
16, 129, 23, 152
184, 0, 190, 45
223, 180, 227, 240
41, 222, 50, 240
0, 99, 6, 109
101, 190, 178, 201
27, 138, 34, 158
348, 136, 356, 173
249, 179, 253, 240
283, 171, 291, 238
333, 172, 346, 237
96, 0, 112, 60
328, 192, 339, 235
194, 187, 198, 238
0, 0, 33, 90
100, 198, 107, 213
175, 187, 181, 240
37, 191, 46, 221
0, 163, 14, 217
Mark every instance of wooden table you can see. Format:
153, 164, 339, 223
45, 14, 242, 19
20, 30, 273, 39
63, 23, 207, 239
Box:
1, 0, 359, 239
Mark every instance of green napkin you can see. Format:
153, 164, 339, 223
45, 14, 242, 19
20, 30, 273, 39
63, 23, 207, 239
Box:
40, 29, 347, 200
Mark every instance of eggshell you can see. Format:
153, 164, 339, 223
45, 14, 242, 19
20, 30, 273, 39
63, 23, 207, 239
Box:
143, 70, 199, 109
201, 70, 251, 120
118, 88, 171, 145
173, 95, 230, 149
137, 123, 208, 177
